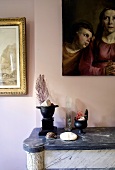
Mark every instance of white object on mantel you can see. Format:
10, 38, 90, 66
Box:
78, 116, 85, 121
60, 132, 77, 141
41, 99, 52, 106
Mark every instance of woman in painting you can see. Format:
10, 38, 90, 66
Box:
62, 21, 94, 75
79, 7, 115, 75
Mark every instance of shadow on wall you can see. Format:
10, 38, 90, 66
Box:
54, 98, 88, 128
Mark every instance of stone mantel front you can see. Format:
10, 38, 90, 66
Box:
23, 127, 115, 170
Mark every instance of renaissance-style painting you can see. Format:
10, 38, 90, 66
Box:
62, 0, 115, 76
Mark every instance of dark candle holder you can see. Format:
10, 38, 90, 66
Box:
74, 109, 88, 134
36, 105, 58, 135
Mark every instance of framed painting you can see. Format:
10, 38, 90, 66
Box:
0, 17, 27, 95
62, 0, 115, 76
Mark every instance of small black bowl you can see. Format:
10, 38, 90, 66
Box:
36, 105, 58, 118
74, 119, 87, 134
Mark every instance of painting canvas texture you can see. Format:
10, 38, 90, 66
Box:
62, 0, 115, 76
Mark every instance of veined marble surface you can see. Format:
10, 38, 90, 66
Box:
23, 128, 115, 169
45, 150, 115, 169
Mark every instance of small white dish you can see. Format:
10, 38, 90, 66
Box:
60, 132, 77, 141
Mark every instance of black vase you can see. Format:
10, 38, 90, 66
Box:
74, 119, 87, 134
36, 105, 58, 118
36, 105, 59, 135
74, 109, 88, 134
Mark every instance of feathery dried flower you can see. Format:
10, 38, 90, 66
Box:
35, 74, 49, 104
75, 111, 84, 120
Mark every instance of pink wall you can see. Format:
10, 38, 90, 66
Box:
0, 0, 35, 169
0, 0, 115, 169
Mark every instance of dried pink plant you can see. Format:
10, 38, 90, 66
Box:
75, 111, 84, 120
35, 74, 49, 104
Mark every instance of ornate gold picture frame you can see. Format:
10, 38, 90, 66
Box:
0, 17, 27, 95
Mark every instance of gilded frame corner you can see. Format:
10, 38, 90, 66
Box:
0, 17, 27, 95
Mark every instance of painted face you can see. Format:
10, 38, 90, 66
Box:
103, 10, 115, 34
75, 28, 92, 49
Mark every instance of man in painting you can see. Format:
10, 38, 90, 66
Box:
62, 21, 94, 76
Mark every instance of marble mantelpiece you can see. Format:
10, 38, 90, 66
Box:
23, 127, 115, 170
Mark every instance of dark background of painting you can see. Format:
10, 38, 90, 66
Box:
62, 0, 115, 42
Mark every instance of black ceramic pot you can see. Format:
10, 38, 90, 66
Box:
36, 105, 58, 118
74, 119, 87, 134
